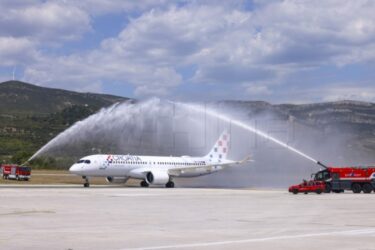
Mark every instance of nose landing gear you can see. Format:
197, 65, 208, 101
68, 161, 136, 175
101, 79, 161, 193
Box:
83, 176, 90, 188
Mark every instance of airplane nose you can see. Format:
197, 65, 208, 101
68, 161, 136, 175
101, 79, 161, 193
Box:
69, 164, 82, 174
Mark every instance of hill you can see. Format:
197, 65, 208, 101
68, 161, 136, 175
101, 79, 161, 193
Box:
277, 101, 375, 148
0, 81, 125, 114
0, 81, 129, 164
222, 100, 375, 161
1, 80, 375, 168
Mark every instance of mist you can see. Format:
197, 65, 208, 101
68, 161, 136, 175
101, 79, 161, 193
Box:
30, 98, 375, 188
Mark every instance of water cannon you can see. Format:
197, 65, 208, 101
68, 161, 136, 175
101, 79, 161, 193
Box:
21, 159, 31, 167
316, 161, 328, 169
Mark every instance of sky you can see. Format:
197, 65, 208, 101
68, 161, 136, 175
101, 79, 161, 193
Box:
1, 0, 375, 103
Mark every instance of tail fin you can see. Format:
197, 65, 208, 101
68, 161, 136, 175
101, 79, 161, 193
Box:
205, 130, 230, 161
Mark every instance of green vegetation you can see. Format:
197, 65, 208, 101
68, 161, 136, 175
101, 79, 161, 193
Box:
1, 81, 375, 169
0, 80, 128, 168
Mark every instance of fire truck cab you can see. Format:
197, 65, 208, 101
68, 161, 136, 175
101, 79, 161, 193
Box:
314, 167, 375, 193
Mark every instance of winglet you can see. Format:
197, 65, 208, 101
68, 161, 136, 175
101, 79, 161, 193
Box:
236, 155, 254, 165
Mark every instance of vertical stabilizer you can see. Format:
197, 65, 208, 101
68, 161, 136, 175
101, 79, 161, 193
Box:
205, 130, 230, 161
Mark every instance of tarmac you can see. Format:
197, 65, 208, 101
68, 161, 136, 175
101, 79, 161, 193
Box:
1, 186, 375, 250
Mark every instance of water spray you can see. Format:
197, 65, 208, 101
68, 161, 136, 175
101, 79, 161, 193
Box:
177, 102, 326, 167
29, 99, 327, 170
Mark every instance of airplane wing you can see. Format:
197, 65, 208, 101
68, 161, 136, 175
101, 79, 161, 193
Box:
168, 155, 252, 176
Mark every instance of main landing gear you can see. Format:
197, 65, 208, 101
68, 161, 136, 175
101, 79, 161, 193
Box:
83, 176, 90, 188
140, 180, 149, 187
166, 181, 175, 188
139, 180, 175, 188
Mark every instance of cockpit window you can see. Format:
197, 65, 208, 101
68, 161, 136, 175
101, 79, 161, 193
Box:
84, 160, 91, 164
77, 160, 84, 164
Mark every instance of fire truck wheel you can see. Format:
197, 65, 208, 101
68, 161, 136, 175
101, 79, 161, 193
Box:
316, 189, 322, 194
362, 183, 373, 193
304, 192, 308, 194
352, 183, 362, 193
292, 189, 298, 194
324, 183, 332, 193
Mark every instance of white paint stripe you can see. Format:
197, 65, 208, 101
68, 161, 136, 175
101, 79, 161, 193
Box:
110, 194, 167, 197
32, 174, 71, 176
121, 228, 375, 250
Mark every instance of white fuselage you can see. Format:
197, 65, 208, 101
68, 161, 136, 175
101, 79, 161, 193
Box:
69, 154, 231, 178
68, 131, 248, 187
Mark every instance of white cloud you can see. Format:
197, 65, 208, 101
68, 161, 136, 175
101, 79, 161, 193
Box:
23, 49, 183, 96
0, 37, 37, 66
322, 86, 375, 103
0, 1, 91, 67
245, 84, 272, 96
3, 0, 375, 102
255, 0, 375, 65
62, 0, 174, 16
0, 1, 91, 42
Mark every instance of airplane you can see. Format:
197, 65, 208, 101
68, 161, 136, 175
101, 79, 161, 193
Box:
69, 131, 251, 188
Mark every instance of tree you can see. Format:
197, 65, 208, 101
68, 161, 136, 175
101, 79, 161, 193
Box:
11, 151, 32, 165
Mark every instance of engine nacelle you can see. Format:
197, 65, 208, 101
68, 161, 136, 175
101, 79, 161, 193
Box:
106, 176, 128, 184
145, 170, 170, 185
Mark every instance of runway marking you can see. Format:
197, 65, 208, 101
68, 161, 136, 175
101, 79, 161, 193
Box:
0, 210, 55, 216
110, 194, 168, 197
32, 173, 72, 176
122, 228, 375, 250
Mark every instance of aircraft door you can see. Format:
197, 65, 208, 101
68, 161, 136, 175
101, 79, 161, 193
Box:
100, 159, 109, 170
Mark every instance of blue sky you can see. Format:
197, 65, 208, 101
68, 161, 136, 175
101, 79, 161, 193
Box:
0, 0, 375, 103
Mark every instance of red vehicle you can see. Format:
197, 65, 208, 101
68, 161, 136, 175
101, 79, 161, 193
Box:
313, 166, 375, 193
289, 180, 325, 194
1, 165, 31, 181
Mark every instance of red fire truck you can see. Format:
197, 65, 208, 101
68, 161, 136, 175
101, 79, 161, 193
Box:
1, 165, 31, 181
313, 165, 375, 193
289, 180, 325, 194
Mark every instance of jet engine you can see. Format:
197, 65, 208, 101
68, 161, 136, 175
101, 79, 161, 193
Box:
106, 176, 128, 184
145, 170, 170, 185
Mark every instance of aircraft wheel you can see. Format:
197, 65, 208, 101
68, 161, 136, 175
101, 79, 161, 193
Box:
363, 183, 373, 193
166, 181, 175, 188
83, 182, 90, 188
140, 180, 149, 187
